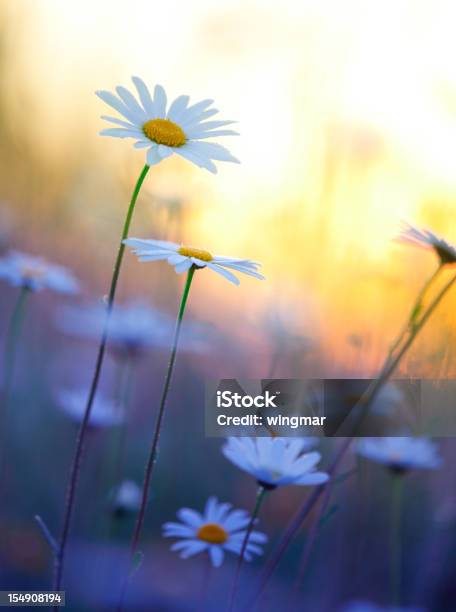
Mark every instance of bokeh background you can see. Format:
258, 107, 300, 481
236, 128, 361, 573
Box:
1, 1, 456, 610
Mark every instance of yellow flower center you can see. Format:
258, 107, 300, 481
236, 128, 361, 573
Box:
178, 246, 213, 262
197, 523, 228, 544
142, 118, 186, 147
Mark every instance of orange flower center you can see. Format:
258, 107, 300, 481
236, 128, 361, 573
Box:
142, 118, 186, 147
197, 523, 228, 544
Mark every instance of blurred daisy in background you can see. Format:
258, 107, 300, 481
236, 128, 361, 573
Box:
57, 301, 208, 358
398, 223, 456, 265
97, 77, 239, 173
110, 480, 142, 517
0, 251, 79, 294
222, 437, 329, 489
124, 238, 264, 286
355, 437, 442, 472
57, 389, 124, 428
162, 496, 267, 568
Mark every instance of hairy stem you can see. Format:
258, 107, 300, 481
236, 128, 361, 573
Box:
53, 164, 150, 598
117, 266, 195, 611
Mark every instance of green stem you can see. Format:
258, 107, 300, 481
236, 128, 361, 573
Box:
387, 264, 442, 362
390, 472, 403, 606
2, 285, 30, 410
228, 486, 267, 612
117, 266, 196, 612
53, 163, 150, 598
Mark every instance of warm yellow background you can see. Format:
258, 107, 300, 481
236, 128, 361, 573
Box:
1, 0, 456, 376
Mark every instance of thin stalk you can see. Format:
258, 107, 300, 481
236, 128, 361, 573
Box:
2, 285, 30, 410
117, 266, 196, 611
228, 486, 267, 612
245, 271, 456, 610
390, 472, 403, 606
290, 485, 331, 608
387, 264, 441, 362
53, 164, 150, 597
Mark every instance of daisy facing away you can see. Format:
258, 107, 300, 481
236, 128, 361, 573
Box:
96, 77, 239, 173
123, 238, 264, 286
398, 222, 456, 265
163, 497, 267, 567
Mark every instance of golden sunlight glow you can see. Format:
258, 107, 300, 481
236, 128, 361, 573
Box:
3, 0, 456, 374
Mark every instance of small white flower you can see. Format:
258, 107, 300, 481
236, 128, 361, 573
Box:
222, 437, 329, 489
111, 480, 142, 515
96, 77, 239, 174
124, 238, 264, 286
163, 496, 267, 568
57, 389, 124, 428
355, 437, 442, 472
57, 301, 206, 356
397, 222, 456, 265
341, 601, 424, 612
0, 251, 79, 294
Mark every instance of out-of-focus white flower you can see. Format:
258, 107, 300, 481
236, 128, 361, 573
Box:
97, 77, 239, 174
355, 437, 442, 472
0, 251, 79, 293
57, 389, 123, 428
222, 437, 329, 489
163, 496, 267, 568
111, 480, 142, 516
57, 301, 207, 357
397, 223, 456, 265
124, 238, 264, 286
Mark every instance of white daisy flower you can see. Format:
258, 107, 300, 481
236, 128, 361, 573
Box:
222, 437, 329, 489
123, 238, 265, 286
57, 389, 124, 428
355, 437, 442, 472
0, 251, 79, 294
96, 77, 239, 174
57, 301, 207, 357
111, 480, 142, 516
397, 222, 456, 265
162, 496, 267, 568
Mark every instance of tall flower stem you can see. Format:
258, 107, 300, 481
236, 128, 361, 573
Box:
387, 264, 442, 361
245, 271, 456, 611
2, 285, 30, 410
53, 164, 150, 596
390, 472, 403, 606
117, 266, 196, 611
228, 486, 267, 612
